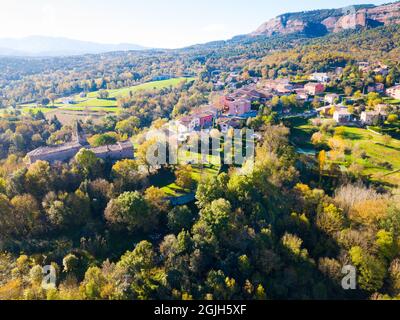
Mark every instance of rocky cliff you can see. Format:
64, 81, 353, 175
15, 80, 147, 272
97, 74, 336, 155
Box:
251, 2, 400, 37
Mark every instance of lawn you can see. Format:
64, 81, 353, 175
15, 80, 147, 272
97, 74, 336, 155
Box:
21, 106, 57, 114
287, 116, 318, 149
161, 150, 221, 197
288, 117, 400, 186
383, 97, 400, 105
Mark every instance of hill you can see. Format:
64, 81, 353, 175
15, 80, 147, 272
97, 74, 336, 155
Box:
0, 36, 148, 57
251, 1, 400, 37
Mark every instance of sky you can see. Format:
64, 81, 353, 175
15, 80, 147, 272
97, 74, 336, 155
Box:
0, 0, 392, 48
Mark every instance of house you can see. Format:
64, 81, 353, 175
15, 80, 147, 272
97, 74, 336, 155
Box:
194, 105, 220, 116
176, 115, 200, 133
197, 113, 214, 128
62, 98, 74, 105
26, 122, 134, 165
386, 85, 400, 100
310, 73, 330, 83
360, 111, 387, 125
358, 62, 371, 72
237, 87, 269, 103
335, 67, 344, 75
295, 89, 309, 101
304, 83, 325, 95
226, 98, 251, 116
333, 109, 352, 124
324, 93, 340, 104
217, 117, 242, 133
221, 95, 251, 116
373, 67, 389, 76
262, 79, 294, 95
368, 83, 385, 93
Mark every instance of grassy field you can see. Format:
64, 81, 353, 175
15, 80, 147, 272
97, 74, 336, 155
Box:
161, 150, 221, 197
337, 126, 400, 186
20, 77, 195, 114
288, 117, 400, 187
383, 97, 400, 105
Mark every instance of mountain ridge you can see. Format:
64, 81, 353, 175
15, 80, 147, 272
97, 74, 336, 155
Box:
0, 35, 148, 57
251, 1, 400, 37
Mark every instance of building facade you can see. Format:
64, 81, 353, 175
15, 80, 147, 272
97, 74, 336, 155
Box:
26, 122, 134, 165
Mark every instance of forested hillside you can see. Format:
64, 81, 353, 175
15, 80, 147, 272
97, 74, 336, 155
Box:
0, 20, 400, 301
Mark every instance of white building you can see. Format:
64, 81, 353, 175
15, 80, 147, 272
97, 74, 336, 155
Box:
386, 85, 400, 100
324, 93, 340, 104
333, 109, 352, 124
360, 111, 387, 125
310, 73, 330, 83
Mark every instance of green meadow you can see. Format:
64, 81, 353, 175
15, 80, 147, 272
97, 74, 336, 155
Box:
20, 77, 194, 114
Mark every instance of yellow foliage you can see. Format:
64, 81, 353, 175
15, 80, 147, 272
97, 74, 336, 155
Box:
349, 199, 389, 224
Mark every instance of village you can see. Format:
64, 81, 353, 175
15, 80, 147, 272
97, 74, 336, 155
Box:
165, 61, 399, 142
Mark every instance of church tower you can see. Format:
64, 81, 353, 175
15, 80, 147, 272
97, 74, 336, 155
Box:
72, 121, 88, 145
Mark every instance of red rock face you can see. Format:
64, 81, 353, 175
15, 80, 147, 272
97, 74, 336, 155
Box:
334, 12, 367, 32
253, 17, 306, 36
252, 2, 400, 37
362, 2, 400, 25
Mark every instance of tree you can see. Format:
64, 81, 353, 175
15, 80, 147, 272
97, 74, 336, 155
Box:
281, 233, 308, 261
63, 254, 80, 274
311, 132, 324, 146
344, 86, 353, 96
42, 192, 71, 227
10, 194, 42, 237
105, 191, 155, 232
196, 174, 228, 209
349, 246, 386, 292
80, 266, 107, 300
116, 241, 166, 300
111, 159, 146, 191
316, 203, 345, 235
255, 284, 267, 300
98, 90, 110, 99
175, 165, 195, 190
74, 149, 102, 178
349, 199, 389, 225
387, 114, 398, 124
136, 138, 159, 174
88, 133, 118, 147
389, 259, 400, 295
375, 230, 397, 261
115, 116, 140, 137
167, 206, 196, 233
144, 186, 169, 217
25, 160, 52, 198
382, 134, 392, 147
200, 199, 231, 234
318, 150, 326, 173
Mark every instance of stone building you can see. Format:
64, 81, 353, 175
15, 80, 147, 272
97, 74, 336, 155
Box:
26, 122, 134, 165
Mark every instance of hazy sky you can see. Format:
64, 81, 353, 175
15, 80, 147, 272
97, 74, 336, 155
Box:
0, 0, 391, 48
